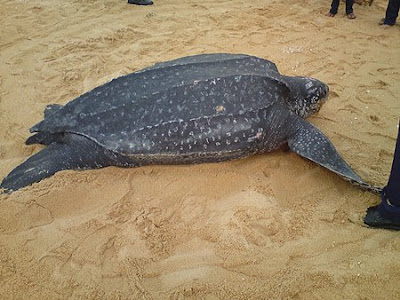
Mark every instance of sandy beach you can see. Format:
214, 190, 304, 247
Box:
0, 0, 400, 298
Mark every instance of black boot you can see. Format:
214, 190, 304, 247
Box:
128, 0, 153, 5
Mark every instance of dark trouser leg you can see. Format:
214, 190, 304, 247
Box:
384, 0, 400, 25
386, 122, 400, 205
330, 0, 340, 14
364, 121, 400, 230
346, 0, 354, 14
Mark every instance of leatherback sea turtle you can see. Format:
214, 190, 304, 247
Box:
0, 53, 380, 193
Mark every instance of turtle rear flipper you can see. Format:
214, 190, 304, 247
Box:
287, 117, 382, 193
1, 134, 129, 193
25, 104, 65, 144
25, 132, 64, 145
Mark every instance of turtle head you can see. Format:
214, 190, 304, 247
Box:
284, 76, 329, 118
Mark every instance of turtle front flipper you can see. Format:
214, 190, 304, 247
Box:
1, 134, 131, 193
287, 117, 382, 193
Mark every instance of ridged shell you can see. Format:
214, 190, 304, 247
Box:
31, 53, 291, 155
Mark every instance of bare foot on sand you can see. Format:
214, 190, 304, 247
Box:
347, 13, 356, 19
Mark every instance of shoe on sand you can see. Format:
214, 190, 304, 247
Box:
128, 0, 153, 5
364, 189, 400, 230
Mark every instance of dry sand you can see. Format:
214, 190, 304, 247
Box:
0, 0, 400, 299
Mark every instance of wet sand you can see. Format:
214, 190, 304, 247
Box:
0, 0, 400, 298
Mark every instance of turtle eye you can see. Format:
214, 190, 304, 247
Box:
310, 95, 319, 104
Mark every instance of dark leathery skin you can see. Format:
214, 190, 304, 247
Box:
30, 54, 294, 161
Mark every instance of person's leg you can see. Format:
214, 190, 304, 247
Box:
329, 0, 340, 15
346, 0, 354, 14
364, 121, 400, 230
383, 0, 400, 25
385, 124, 400, 205
346, 0, 356, 18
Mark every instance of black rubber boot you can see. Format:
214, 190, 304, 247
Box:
128, 0, 153, 5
